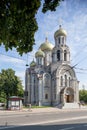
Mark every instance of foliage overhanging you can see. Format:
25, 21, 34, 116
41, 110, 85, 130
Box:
0, 0, 63, 55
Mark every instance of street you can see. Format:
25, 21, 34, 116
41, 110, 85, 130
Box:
0, 108, 87, 130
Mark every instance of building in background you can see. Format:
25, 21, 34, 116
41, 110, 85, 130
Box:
24, 25, 79, 108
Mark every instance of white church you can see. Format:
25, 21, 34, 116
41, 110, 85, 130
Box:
24, 25, 79, 108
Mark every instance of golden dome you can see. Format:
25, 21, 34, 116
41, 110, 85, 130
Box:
35, 49, 45, 57
30, 60, 36, 67
40, 38, 54, 51
54, 25, 67, 38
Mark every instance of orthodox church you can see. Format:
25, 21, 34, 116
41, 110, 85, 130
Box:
24, 25, 79, 108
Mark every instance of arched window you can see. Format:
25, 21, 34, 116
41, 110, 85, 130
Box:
61, 76, 63, 86
57, 50, 60, 61
39, 58, 42, 65
69, 77, 70, 87
58, 37, 60, 44
64, 50, 67, 61
37, 58, 39, 65
44, 74, 50, 88
62, 37, 64, 44
54, 94, 56, 99
52, 53, 54, 62
37, 58, 42, 65
45, 94, 48, 99
65, 75, 67, 86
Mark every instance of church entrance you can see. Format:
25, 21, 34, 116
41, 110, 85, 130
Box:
66, 95, 69, 102
65, 94, 74, 102
65, 87, 74, 103
60, 87, 74, 103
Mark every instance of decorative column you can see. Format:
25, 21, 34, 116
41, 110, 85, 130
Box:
38, 74, 43, 106
56, 77, 60, 104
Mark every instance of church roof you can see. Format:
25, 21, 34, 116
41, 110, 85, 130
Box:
30, 60, 36, 67
35, 49, 45, 57
40, 38, 54, 51
54, 25, 67, 38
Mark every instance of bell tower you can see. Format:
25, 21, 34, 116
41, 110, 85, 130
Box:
54, 25, 67, 46
52, 25, 70, 64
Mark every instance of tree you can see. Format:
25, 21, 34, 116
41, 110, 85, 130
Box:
0, 0, 63, 55
0, 92, 6, 103
0, 69, 24, 109
79, 89, 87, 103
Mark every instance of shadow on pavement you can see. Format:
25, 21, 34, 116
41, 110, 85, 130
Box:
0, 123, 87, 130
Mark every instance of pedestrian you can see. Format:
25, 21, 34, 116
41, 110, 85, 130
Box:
78, 102, 81, 108
28, 104, 32, 111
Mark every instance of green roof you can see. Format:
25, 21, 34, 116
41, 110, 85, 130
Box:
30, 61, 36, 67
35, 49, 45, 57
54, 26, 67, 38
40, 38, 54, 51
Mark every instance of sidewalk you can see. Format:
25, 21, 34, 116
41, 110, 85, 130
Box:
22, 107, 61, 113
0, 107, 87, 116
0, 107, 60, 115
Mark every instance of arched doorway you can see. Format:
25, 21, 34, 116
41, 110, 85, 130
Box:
65, 87, 74, 103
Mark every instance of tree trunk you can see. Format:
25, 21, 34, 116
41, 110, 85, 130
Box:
6, 94, 9, 110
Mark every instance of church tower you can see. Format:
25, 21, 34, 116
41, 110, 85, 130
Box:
52, 25, 70, 64
51, 25, 79, 107
40, 37, 54, 66
35, 48, 45, 66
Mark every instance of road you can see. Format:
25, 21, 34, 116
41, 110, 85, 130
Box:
0, 108, 87, 130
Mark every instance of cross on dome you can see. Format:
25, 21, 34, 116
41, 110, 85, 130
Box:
45, 32, 49, 42
58, 18, 63, 28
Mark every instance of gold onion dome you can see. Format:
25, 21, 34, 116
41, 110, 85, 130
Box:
54, 25, 67, 38
35, 48, 45, 57
40, 38, 54, 51
30, 60, 36, 67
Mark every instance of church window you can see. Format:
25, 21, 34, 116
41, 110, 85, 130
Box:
47, 53, 50, 63
65, 75, 67, 86
58, 37, 60, 44
61, 76, 63, 86
34, 81, 36, 99
49, 54, 51, 63
38, 58, 42, 65
37, 58, 39, 65
40, 58, 42, 64
69, 77, 70, 87
45, 94, 48, 99
62, 37, 64, 44
57, 50, 60, 61
52, 53, 55, 62
44, 74, 50, 88
64, 50, 67, 61
40, 71, 44, 74
54, 94, 56, 99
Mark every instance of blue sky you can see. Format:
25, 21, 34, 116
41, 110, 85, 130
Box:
0, 0, 87, 89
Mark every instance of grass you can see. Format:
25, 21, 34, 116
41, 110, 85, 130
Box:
31, 106, 51, 108
23, 105, 52, 109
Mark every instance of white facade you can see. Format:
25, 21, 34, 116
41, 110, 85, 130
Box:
24, 25, 79, 108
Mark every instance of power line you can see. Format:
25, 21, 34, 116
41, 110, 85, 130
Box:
71, 44, 87, 63
0, 52, 26, 61
73, 55, 87, 67
75, 67, 87, 71
0, 45, 35, 64
76, 71, 87, 74
0, 46, 35, 56
0, 40, 87, 72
